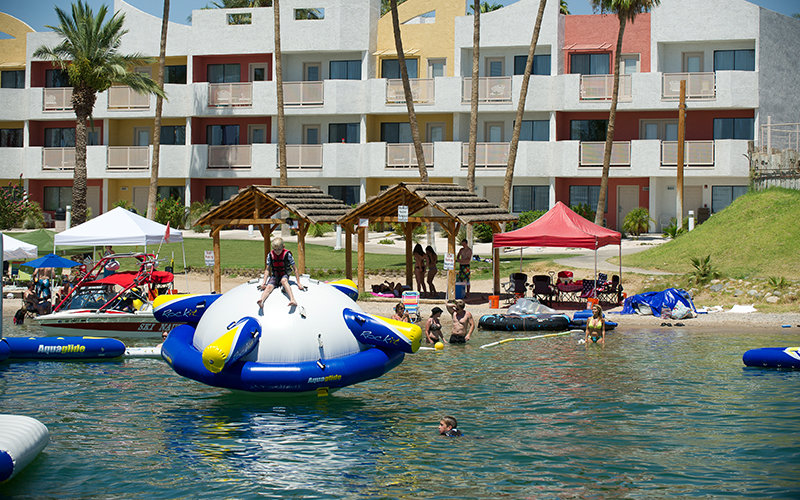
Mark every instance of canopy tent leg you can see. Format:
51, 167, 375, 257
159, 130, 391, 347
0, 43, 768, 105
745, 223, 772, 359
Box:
182, 240, 188, 293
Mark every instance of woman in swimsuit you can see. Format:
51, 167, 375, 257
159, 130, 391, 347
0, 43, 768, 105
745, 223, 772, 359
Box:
425, 306, 445, 344
585, 304, 606, 344
413, 243, 427, 296
425, 245, 438, 298
392, 303, 411, 323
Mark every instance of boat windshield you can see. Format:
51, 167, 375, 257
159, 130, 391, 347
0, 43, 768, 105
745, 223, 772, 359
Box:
61, 285, 116, 311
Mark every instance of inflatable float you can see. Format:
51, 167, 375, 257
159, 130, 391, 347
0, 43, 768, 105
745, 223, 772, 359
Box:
1, 337, 126, 361
567, 309, 618, 331
743, 347, 800, 369
0, 415, 49, 483
0, 339, 9, 363
479, 313, 571, 332
159, 278, 422, 394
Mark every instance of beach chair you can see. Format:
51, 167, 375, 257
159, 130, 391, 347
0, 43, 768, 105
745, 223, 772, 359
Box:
597, 275, 623, 305
502, 273, 528, 304
402, 291, 421, 322
530, 275, 557, 306
580, 279, 597, 299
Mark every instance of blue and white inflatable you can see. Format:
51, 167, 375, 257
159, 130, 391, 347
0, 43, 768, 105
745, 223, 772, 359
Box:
743, 347, 800, 369
160, 278, 422, 394
0, 415, 49, 483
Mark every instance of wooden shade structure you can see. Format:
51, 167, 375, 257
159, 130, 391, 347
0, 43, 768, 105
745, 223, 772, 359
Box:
197, 185, 351, 292
337, 183, 517, 297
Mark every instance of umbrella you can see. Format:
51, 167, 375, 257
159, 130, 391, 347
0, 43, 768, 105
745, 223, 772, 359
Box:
21, 253, 82, 270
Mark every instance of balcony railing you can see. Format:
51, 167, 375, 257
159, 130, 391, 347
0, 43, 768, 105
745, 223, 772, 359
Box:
386, 79, 434, 104
461, 142, 510, 167
661, 140, 715, 166
579, 141, 631, 166
108, 86, 150, 110
662, 73, 716, 100
42, 147, 75, 170
386, 143, 434, 168
461, 77, 512, 103
580, 74, 632, 101
208, 145, 251, 168
286, 144, 323, 169
43, 88, 73, 111
284, 81, 324, 106
108, 146, 149, 170
208, 83, 253, 107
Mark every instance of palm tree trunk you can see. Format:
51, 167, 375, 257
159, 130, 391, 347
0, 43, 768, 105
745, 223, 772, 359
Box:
71, 85, 95, 225
274, 0, 287, 186
466, 0, 480, 246
147, 0, 170, 220
595, 15, 626, 226
501, 0, 547, 212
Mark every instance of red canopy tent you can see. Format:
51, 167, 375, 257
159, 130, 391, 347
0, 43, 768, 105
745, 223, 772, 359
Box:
492, 202, 622, 294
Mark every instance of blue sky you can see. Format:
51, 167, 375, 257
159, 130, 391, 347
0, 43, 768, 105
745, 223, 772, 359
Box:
1, 0, 798, 33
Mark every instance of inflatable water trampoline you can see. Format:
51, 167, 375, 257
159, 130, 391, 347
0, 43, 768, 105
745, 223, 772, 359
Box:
743, 347, 800, 369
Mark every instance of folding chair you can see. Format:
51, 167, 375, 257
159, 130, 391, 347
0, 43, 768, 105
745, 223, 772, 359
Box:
402, 291, 421, 322
502, 273, 528, 304
580, 279, 597, 299
530, 275, 557, 305
597, 275, 623, 305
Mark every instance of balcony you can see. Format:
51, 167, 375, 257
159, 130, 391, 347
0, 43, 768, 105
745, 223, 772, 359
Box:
208, 83, 252, 107
661, 141, 715, 166
580, 74, 632, 102
108, 86, 150, 110
208, 145, 251, 168
43, 88, 73, 112
461, 142, 510, 168
42, 148, 75, 170
108, 146, 149, 170
461, 77, 512, 103
662, 73, 715, 100
579, 142, 631, 166
283, 82, 323, 106
386, 79, 434, 105
386, 143, 434, 168
286, 144, 322, 169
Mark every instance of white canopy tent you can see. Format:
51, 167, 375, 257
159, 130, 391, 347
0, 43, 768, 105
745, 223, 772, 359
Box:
54, 207, 188, 290
2, 233, 38, 261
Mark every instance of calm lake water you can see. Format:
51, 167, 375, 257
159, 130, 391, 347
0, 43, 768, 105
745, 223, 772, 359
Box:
1, 319, 799, 499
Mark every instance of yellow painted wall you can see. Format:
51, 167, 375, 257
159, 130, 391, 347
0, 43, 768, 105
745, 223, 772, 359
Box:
376, 0, 465, 78
107, 178, 185, 205
0, 13, 34, 68
135, 56, 188, 75
365, 177, 454, 199
0, 121, 24, 128
366, 113, 453, 142
108, 118, 185, 146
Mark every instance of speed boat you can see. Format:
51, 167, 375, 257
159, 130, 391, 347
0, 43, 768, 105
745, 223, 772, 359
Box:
36, 253, 182, 339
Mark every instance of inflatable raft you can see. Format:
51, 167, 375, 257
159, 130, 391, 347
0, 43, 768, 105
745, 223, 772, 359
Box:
742, 347, 800, 369
0, 415, 49, 483
567, 310, 618, 331
1, 337, 126, 361
478, 313, 571, 332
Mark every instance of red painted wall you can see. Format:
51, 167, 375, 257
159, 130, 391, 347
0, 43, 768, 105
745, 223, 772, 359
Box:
190, 178, 271, 206
28, 121, 104, 147
29, 62, 64, 88
564, 13, 651, 74
554, 177, 649, 230
191, 117, 271, 145
192, 54, 273, 83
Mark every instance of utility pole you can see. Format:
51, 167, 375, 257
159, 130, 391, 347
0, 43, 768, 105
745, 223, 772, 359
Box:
677, 79, 686, 228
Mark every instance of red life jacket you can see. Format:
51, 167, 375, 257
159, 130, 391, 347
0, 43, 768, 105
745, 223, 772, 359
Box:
269, 248, 290, 276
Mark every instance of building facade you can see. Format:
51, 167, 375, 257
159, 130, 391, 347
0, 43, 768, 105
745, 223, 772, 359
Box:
1, 0, 797, 230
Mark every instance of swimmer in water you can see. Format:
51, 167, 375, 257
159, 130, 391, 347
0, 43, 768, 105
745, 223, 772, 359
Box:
439, 415, 462, 437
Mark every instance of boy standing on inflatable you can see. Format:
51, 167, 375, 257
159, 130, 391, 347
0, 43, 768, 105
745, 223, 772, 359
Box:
257, 238, 306, 308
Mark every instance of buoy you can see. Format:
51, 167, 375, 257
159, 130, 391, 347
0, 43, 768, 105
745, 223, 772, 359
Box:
435, 342, 444, 350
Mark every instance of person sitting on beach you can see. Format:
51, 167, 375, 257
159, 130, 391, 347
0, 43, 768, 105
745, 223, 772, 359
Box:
23, 282, 41, 315
425, 306, 445, 344
439, 415, 462, 437
413, 243, 427, 296
446, 299, 474, 344
391, 303, 411, 323
425, 245, 438, 298
257, 238, 305, 309
585, 304, 606, 344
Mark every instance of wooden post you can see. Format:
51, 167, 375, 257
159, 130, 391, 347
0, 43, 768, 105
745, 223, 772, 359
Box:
491, 222, 501, 295
212, 226, 221, 293
296, 220, 307, 274
357, 226, 366, 293
447, 222, 458, 300
405, 223, 413, 289
345, 225, 353, 280
677, 79, 686, 228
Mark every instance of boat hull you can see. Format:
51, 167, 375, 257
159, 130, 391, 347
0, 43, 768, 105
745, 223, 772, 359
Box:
36, 310, 181, 339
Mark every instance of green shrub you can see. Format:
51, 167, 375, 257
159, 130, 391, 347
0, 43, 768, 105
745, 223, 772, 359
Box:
662, 217, 689, 239
391, 222, 426, 243
474, 223, 494, 243
571, 203, 595, 222
378, 238, 394, 245
112, 199, 136, 213
686, 255, 721, 286
308, 223, 332, 238
622, 207, 654, 237
517, 210, 546, 228
155, 197, 188, 229
768, 276, 789, 290
0, 181, 32, 229
188, 200, 213, 232
22, 201, 45, 229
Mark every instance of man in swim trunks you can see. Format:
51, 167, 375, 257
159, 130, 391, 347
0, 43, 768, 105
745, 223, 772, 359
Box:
446, 299, 474, 344
456, 239, 473, 299
257, 238, 305, 309
585, 304, 606, 344
439, 415, 463, 437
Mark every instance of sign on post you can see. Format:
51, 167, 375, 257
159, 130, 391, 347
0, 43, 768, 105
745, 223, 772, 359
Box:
204, 251, 214, 267
397, 205, 408, 222
443, 253, 455, 271
359, 218, 369, 228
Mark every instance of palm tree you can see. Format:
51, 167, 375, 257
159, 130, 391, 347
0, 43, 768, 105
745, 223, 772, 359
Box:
591, 0, 660, 227
467, 0, 480, 199
146, 0, 170, 220
500, 0, 548, 212
381, 0, 407, 16
274, 0, 287, 186
560, 0, 570, 15
469, 2, 503, 14
34, 1, 165, 225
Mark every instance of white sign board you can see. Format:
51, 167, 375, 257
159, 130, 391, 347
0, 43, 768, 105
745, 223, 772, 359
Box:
397, 205, 408, 222
359, 218, 369, 228
443, 253, 455, 271
204, 250, 214, 267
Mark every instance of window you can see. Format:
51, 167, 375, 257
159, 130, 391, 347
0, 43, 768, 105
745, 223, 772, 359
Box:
328, 186, 359, 206
158, 186, 185, 203
0, 129, 23, 147
303, 125, 320, 145
514, 55, 551, 76
207, 125, 240, 145
428, 58, 446, 78
512, 186, 549, 213
207, 64, 241, 83
486, 57, 504, 77
304, 63, 321, 82
519, 120, 549, 141
44, 128, 75, 147
164, 65, 187, 84
570, 120, 607, 141
569, 185, 608, 213
570, 53, 610, 75
45, 69, 70, 87
621, 54, 640, 74
328, 123, 359, 143
205, 185, 239, 206
711, 186, 748, 213
227, 13, 251, 25
295, 8, 324, 19
330, 60, 361, 80
714, 50, 755, 71
380, 122, 412, 143
160, 126, 186, 145
44, 186, 72, 211
1, 70, 25, 89
713, 118, 754, 140
382, 59, 418, 79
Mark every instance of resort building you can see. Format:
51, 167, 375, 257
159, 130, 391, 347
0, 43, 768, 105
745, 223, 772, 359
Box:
1, 0, 798, 231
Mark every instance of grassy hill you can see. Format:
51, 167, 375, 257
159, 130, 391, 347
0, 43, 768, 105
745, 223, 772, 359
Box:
624, 187, 800, 280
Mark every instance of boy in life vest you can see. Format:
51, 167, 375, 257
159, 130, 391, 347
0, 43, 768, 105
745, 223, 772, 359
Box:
257, 238, 306, 309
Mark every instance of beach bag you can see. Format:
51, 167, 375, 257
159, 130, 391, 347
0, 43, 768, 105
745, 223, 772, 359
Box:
671, 302, 692, 320
105, 259, 120, 271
